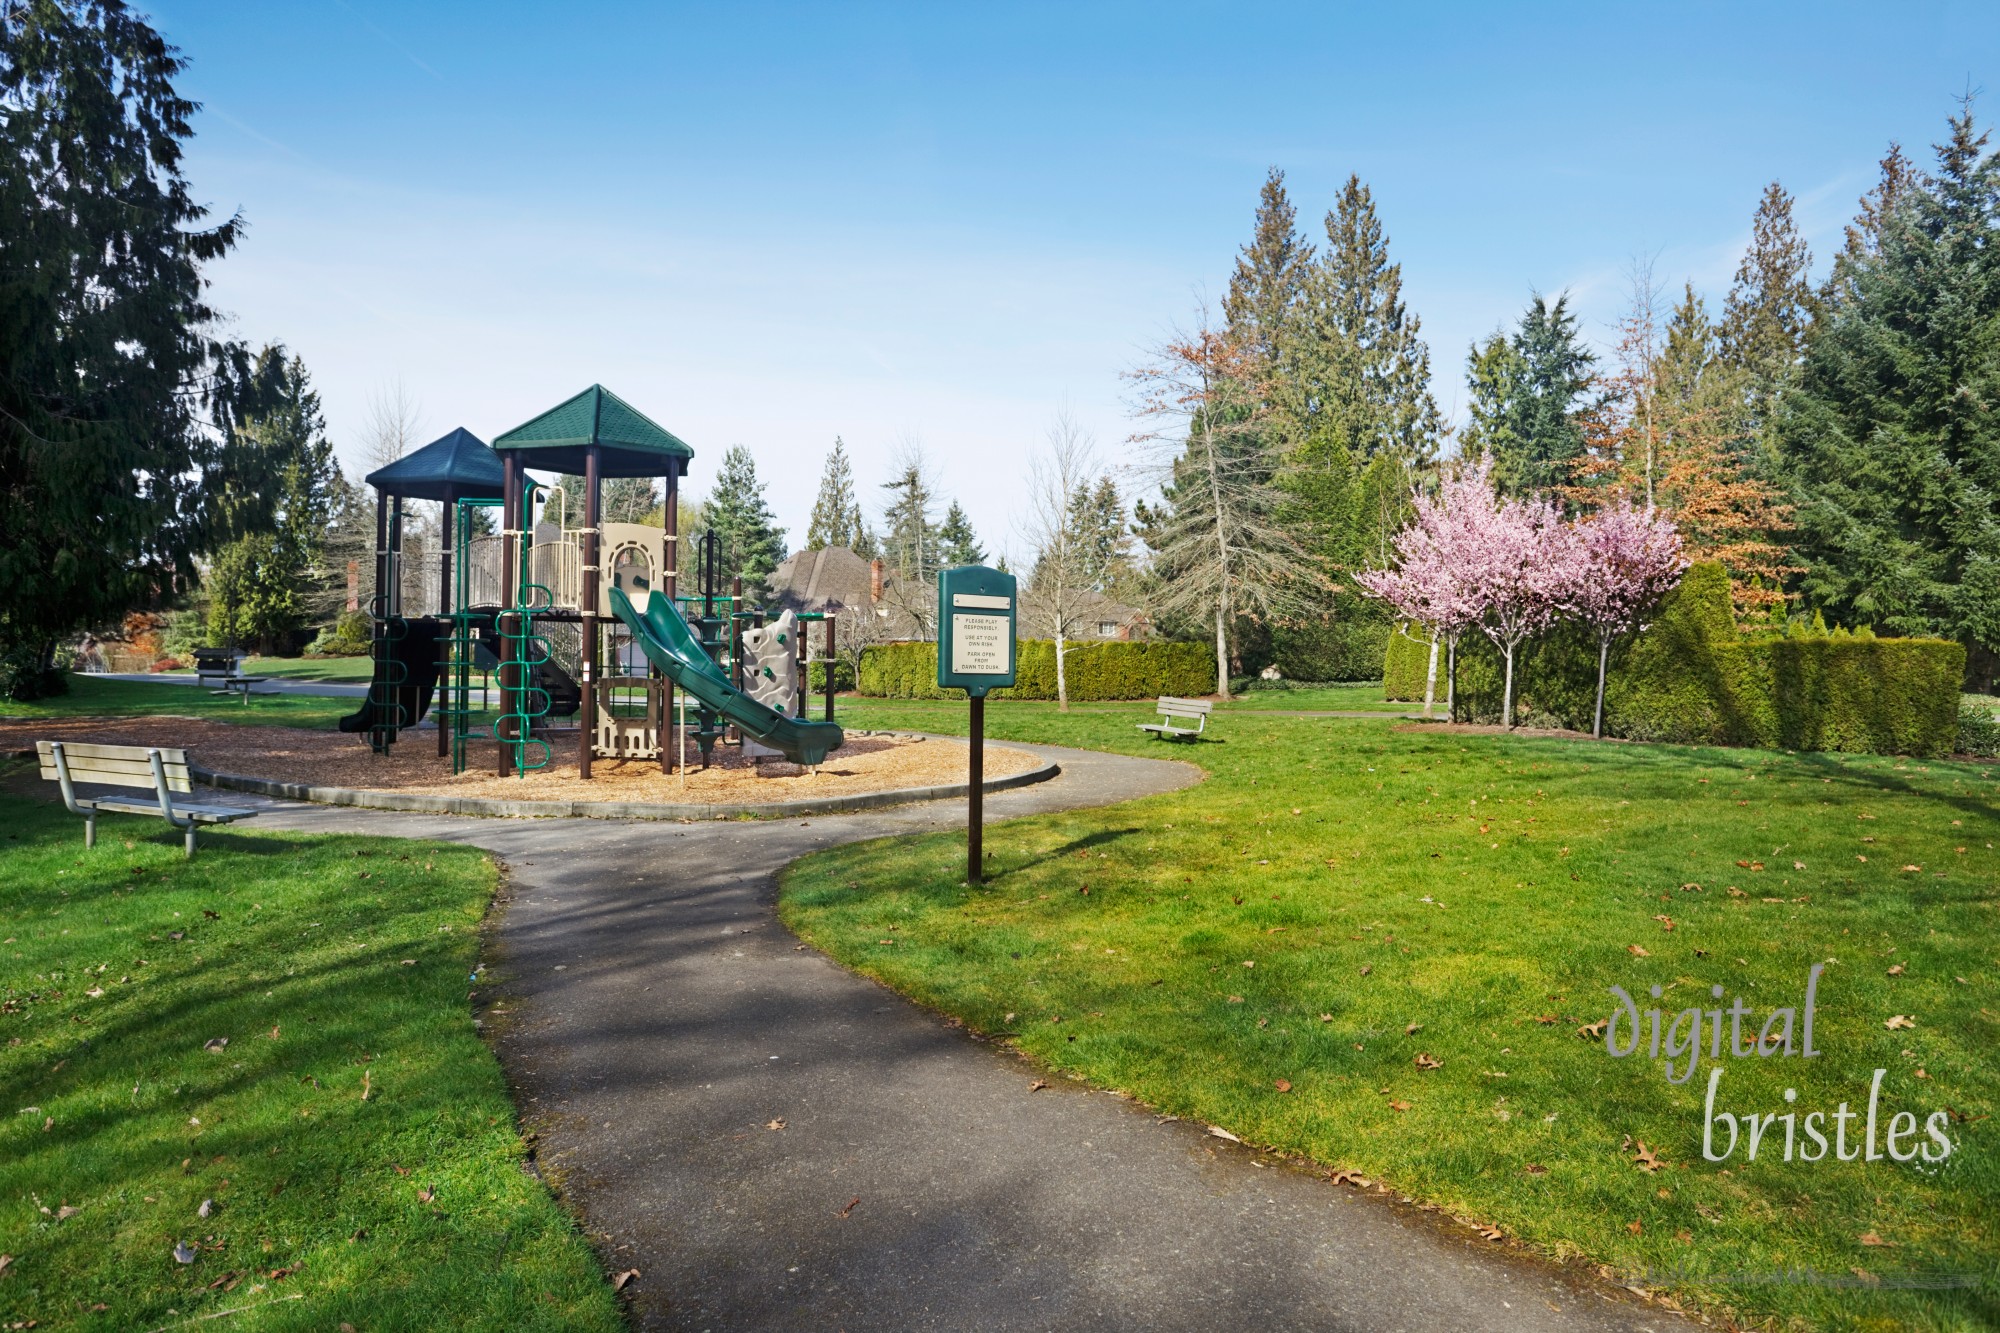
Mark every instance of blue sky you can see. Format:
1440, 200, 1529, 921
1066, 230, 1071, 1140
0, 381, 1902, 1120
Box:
153, 1, 1994, 558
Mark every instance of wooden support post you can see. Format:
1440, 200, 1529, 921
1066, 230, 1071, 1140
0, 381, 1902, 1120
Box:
823, 615, 836, 721
580, 445, 601, 780
661, 466, 678, 773
499, 456, 521, 777
437, 490, 454, 759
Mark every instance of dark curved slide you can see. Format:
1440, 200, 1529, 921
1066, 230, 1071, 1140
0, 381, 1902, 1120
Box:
338, 616, 447, 735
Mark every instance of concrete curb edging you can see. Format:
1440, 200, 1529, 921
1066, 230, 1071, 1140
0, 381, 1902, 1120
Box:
191, 756, 1060, 822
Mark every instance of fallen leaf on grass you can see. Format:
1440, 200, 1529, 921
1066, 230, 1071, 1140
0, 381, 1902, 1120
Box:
1474, 1223, 1503, 1241
1888, 964, 1905, 976
612, 1269, 640, 1291
53, 1206, 77, 1221
391, 1164, 410, 1176
417, 1187, 435, 1204
1652, 915, 1674, 931
0, 1254, 9, 1277
1859, 1231, 1897, 1247
1626, 1219, 1643, 1236
203, 1038, 228, 1053
1626, 945, 1650, 957
1726, 885, 1748, 897
1885, 1015, 1917, 1030
173, 1241, 198, 1264
837, 1197, 860, 1218
1632, 1141, 1665, 1173
197, 1198, 214, 1219
267, 1263, 301, 1281
1329, 1170, 1371, 1187
1386, 1099, 1412, 1112
1577, 1020, 1607, 1040
1273, 1079, 1292, 1093
1523, 1163, 1548, 1176
1405, 1022, 1423, 1035
1207, 1125, 1241, 1142
1414, 1053, 1442, 1070
205, 1271, 240, 1291
1359, 965, 1373, 976
1227, 995, 1244, 1004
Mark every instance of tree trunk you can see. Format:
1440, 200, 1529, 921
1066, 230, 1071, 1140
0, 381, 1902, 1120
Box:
1446, 637, 1457, 721
1213, 602, 1230, 702
1502, 641, 1516, 729
1593, 635, 1610, 739
1055, 632, 1069, 712
1422, 631, 1439, 718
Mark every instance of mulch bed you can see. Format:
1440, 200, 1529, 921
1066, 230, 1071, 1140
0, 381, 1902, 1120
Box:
1, 717, 1039, 806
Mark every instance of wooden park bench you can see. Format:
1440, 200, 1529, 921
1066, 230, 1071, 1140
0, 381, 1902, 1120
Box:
1137, 696, 1212, 741
36, 740, 259, 859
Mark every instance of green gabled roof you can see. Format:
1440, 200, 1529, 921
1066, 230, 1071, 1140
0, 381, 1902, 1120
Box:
490, 384, 693, 478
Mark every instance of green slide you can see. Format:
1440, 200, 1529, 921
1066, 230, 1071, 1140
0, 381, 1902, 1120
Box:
609, 586, 845, 767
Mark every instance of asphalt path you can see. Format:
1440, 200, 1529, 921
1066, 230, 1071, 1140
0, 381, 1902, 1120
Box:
219, 740, 1673, 1332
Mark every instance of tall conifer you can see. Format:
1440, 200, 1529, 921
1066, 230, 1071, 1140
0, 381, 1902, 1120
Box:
806, 436, 869, 551
1719, 182, 1818, 461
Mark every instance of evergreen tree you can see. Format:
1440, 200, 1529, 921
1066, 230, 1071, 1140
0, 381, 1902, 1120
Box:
937, 500, 984, 566
1826, 144, 1917, 311
806, 436, 871, 551
1222, 167, 1312, 384
0, 0, 250, 696
701, 445, 787, 589
1466, 295, 1598, 497
878, 459, 941, 585
1069, 476, 1134, 596
1719, 182, 1818, 463
1780, 107, 2000, 662
1293, 175, 1440, 462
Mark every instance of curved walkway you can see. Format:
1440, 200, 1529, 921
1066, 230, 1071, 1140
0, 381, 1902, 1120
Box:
240, 741, 1676, 1333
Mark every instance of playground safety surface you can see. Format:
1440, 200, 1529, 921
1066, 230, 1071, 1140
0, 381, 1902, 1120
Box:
0, 717, 1040, 806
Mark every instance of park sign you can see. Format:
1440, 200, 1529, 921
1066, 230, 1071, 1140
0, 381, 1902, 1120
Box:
936, 565, 1017, 697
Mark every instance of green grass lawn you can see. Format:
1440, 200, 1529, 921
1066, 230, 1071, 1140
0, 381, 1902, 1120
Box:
243, 656, 376, 683
0, 675, 354, 731
1223, 683, 1402, 711
782, 706, 1999, 1332
0, 771, 620, 1330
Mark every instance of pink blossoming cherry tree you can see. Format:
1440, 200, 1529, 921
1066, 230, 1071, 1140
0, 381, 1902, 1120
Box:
1567, 498, 1686, 738
1465, 484, 1577, 730
1355, 462, 1494, 718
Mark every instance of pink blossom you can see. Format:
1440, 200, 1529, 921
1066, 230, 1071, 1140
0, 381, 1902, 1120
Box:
1567, 498, 1685, 736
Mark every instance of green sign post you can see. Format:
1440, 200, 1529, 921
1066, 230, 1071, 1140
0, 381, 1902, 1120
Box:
937, 564, 1017, 884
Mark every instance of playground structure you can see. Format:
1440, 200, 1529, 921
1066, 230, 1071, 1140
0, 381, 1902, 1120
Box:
341, 385, 844, 778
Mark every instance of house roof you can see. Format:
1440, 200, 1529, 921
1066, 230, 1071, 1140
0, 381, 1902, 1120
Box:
364, 427, 506, 502
490, 384, 693, 478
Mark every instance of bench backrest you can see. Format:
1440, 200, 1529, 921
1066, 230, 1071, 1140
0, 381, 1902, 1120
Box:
1155, 696, 1213, 717
37, 741, 194, 794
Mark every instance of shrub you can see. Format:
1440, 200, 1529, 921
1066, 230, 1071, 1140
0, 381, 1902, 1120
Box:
1382, 625, 1437, 702
1439, 562, 1963, 757
806, 658, 857, 693
307, 610, 373, 657
1957, 701, 2000, 757
858, 639, 1215, 700
1271, 616, 1390, 682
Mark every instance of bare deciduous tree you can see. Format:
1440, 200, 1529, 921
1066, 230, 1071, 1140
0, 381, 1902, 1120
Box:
1019, 409, 1096, 711
1127, 302, 1322, 700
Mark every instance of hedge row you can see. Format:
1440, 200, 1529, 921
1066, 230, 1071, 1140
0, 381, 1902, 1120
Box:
857, 638, 1215, 701
1416, 563, 1965, 757
1383, 625, 1436, 703
1270, 616, 1390, 683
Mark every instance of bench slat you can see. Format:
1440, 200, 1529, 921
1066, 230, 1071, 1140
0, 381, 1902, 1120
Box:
36, 741, 188, 764
38, 762, 194, 794
85, 798, 253, 822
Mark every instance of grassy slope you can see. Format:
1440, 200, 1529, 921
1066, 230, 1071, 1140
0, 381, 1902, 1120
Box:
0, 774, 619, 1331
786, 701, 1999, 1332
0, 676, 354, 731
1223, 683, 1401, 711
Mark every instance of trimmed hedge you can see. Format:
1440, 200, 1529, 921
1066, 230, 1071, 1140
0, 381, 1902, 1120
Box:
1271, 616, 1390, 683
1432, 562, 1965, 757
1383, 625, 1436, 702
857, 639, 1215, 701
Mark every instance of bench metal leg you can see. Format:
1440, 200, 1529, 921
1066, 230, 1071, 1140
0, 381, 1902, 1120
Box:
84, 812, 95, 849
185, 824, 197, 859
